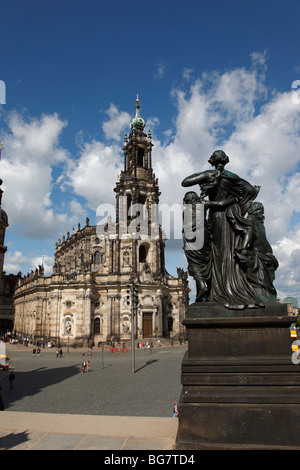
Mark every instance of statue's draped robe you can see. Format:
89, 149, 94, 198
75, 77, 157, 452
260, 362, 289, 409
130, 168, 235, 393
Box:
235, 214, 279, 298
207, 170, 262, 308
183, 203, 211, 297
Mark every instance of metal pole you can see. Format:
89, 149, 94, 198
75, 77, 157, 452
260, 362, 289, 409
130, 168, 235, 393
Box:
131, 284, 135, 374
101, 343, 104, 369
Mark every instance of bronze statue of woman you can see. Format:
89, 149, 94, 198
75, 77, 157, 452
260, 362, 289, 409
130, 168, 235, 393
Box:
182, 150, 264, 310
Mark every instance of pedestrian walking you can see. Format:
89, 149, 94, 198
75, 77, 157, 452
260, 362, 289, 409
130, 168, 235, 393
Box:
56, 348, 59, 358
86, 360, 91, 372
173, 400, 179, 417
81, 360, 86, 372
8, 371, 15, 389
33, 348, 36, 356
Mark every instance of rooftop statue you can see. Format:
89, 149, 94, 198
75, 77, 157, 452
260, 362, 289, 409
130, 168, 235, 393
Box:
182, 150, 278, 311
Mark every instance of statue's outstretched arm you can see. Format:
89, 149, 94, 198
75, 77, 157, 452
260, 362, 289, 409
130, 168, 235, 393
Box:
205, 196, 237, 209
182, 172, 208, 187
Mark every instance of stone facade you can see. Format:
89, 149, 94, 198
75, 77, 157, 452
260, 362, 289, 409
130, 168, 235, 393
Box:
13, 99, 189, 346
0, 148, 19, 334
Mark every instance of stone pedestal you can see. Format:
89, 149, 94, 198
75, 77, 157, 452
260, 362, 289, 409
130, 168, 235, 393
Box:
176, 302, 300, 449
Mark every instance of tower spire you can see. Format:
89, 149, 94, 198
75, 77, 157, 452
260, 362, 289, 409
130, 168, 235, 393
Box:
130, 95, 146, 131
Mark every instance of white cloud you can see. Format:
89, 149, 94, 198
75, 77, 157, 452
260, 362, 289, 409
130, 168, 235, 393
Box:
7, 112, 68, 163
4, 250, 53, 277
102, 104, 131, 141
273, 227, 300, 299
1, 111, 71, 239
63, 139, 123, 210
69, 199, 88, 222
146, 116, 160, 131
182, 68, 194, 82
4, 250, 29, 274
154, 60, 167, 80
221, 92, 300, 243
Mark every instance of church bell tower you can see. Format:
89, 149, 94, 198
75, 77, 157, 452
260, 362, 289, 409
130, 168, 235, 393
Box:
114, 97, 165, 278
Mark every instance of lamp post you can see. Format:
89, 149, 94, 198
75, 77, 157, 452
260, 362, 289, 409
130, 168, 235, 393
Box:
101, 342, 104, 369
131, 284, 135, 374
126, 284, 135, 374
129, 282, 139, 374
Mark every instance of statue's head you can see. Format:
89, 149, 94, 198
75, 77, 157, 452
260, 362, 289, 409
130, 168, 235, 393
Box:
183, 191, 199, 204
208, 150, 229, 167
248, 202, 265, 221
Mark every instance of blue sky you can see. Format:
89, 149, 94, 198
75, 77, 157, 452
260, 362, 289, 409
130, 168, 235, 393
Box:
1, 0, 300, 303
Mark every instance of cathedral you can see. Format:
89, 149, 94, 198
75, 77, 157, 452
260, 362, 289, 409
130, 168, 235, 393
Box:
13, 98, 189, 347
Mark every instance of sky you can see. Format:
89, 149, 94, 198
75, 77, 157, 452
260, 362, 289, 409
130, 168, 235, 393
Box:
0, 0, 300, 304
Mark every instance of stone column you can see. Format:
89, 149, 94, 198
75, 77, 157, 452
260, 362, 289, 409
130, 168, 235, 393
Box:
83, 287, 92, 342
108, 239, 113, 272
132, 239, 137, 274
111, 294, 121, 339
75, 291, 84, 342
155, 290, 163, 336
115, 239, 120, 273
177, 292, 185, 339
106, 295, 113, 339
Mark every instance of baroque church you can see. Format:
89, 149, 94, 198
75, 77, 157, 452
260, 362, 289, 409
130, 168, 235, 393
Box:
13, 98, 189, 347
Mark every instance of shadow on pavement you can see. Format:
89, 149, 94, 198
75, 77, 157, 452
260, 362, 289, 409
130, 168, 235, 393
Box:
1, 364, 80, 410
0, 430, 30, 450
135, 359, 158, 373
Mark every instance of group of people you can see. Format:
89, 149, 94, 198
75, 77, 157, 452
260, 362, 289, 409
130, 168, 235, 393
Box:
138, 342, 151, 350
32, 348, 40, 356
56, 348, 63, 358
81, 359, 91, 372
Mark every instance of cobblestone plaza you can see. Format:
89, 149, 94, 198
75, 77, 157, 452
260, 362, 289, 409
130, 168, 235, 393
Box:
0, 343, 186, 418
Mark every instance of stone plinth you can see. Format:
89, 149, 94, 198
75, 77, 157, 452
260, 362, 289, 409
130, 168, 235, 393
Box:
176, 302, 300, 449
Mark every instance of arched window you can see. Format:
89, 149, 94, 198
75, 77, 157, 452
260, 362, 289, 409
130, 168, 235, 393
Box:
93, 251, 104, 265
94, 251, 101, 265
139, 245, 147, 263
137, 147, 144, 167
94, 318, 101, 335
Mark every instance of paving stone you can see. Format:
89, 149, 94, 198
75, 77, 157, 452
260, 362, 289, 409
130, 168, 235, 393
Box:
74, 435, 127, 450
28, 432, 85, 450
122, 437, 175, 450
